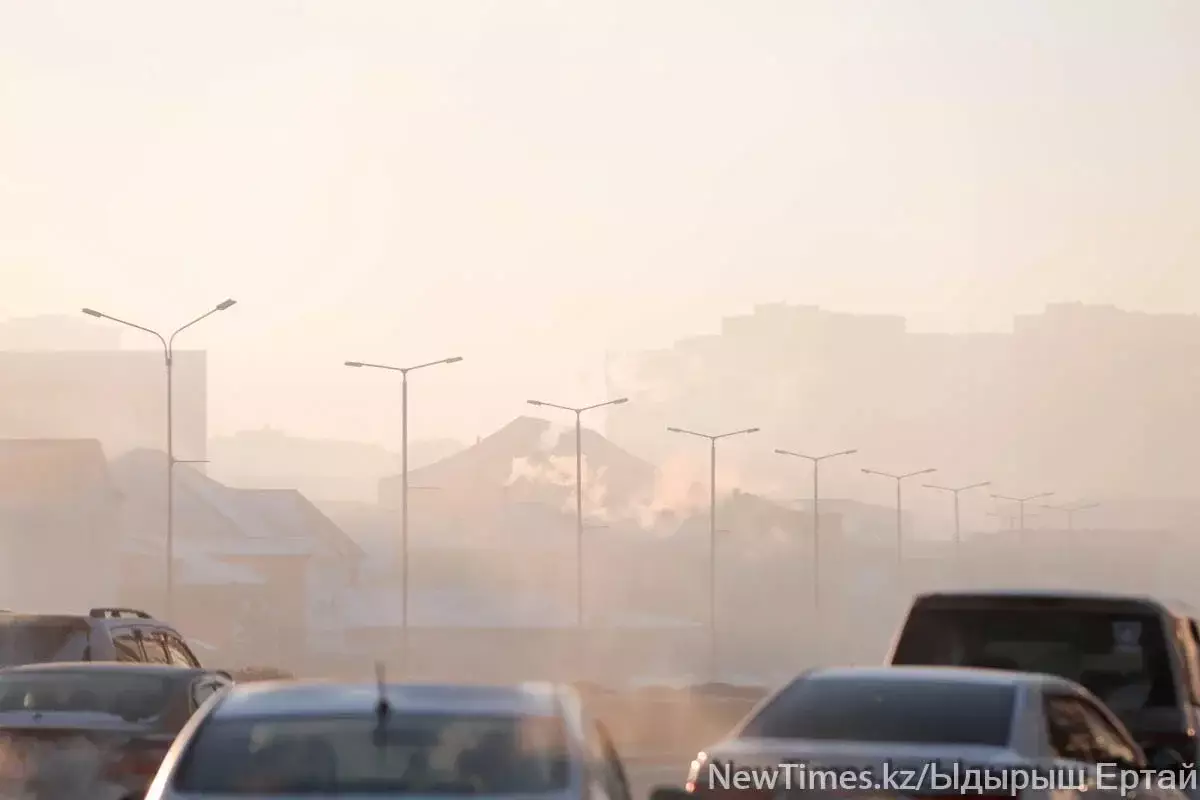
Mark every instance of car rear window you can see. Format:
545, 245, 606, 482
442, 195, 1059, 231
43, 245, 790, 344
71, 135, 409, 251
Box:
891, 601, 1178, 712
0, 620, 87, 667
0, 671, 174, 720
172, 712, 571, 795
739, 676, 1015, 746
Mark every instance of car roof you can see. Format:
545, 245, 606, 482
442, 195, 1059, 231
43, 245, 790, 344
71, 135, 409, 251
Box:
0, 661, 205, 676
807, 665, 1077, 691
911, 588, 1200, 616
214, 681, 568, 720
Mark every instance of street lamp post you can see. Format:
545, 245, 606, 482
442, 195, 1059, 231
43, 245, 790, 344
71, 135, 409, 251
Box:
82, 299, 237, 620
345, 356, 463, 670
922, 481, 991, 551
990, 492, 1054, 532
526, 397, 629, 627
1041, 501, 1099, 531
861, 467, 937, 564
667, 425, 759, 680
773, 448, 857, 613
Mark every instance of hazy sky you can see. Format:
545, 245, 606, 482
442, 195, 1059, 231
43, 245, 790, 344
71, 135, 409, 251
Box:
4, 0, 1199, 445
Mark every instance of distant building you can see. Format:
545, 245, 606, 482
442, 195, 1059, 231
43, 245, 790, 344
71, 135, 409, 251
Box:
0, 350, 206, 461
604, 302, 1200, 504
111, 450, 362, 666
0, 439, 123, 611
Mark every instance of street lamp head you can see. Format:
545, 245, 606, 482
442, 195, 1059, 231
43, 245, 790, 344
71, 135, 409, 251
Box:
774, 448, 789, 456
444, 356, 464, 364
215, 299, 237, 311
344, 361, 364, 368
842, 449, 859, 456
611, 397, 629, 405
666, 426, 683, 434
81, 308, 103, 318
527, 400, 544, 406
919, 468, 937, 475
745, 427, 761, 434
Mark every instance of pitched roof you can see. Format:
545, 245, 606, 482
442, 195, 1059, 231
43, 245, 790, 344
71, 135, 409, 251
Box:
0, 438, 117, 502
379, 416, 655, 506
111, 449, 362, 559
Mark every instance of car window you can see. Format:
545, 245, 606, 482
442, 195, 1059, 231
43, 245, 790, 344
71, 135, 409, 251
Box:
173, 712, 572, 795
0, 620, 89, 666
739, 676, 1015, 746
0, 671, 173, 720
140, 632, 170, 665
893, 605, 1179, 713
1075, 697, 1139, 765
163, 634, 201, 667
1044, 695, 1101, 763
1181, 619, 1200, 704
113, 632, 143, 663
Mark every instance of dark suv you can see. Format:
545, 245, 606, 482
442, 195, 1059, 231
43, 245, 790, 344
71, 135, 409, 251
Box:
0, 607, 202, 668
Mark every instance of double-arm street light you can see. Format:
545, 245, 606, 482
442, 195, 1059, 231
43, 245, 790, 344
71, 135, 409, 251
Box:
990, 491, 1053, 532
923, 481, 991, 549
344, 356, 463, 663
667, 425, 759, 679
82, 299, 237, 620
773, 448, 857, 613
861, 467, 937, 564
1041, 501, 1100, 531
526, 397, 629, 627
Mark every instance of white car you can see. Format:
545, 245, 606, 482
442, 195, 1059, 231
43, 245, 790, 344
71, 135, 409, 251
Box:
144, 679, 633, 799
652, 666, 1191, 800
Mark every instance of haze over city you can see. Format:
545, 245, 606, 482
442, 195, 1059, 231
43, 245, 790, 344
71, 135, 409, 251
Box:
4, 0, 1200, 696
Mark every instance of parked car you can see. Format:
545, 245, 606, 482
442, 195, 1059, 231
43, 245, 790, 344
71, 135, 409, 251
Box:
0, 607, 202, 668
144, 679, 632, 799
0, 661, 233, 799
651, 666, 1188, 800
889, 589, 1200, 773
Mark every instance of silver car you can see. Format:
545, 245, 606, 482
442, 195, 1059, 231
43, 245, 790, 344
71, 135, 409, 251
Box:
144, 680, 633, 799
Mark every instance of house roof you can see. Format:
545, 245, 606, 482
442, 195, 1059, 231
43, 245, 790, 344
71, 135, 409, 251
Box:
379, 416, 655, 506
111, 449, 362, 560
0, 438, 117, 503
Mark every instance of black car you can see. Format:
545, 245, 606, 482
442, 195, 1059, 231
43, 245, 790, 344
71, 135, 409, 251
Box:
0, 661, 233, 799
0, 607, 202, 668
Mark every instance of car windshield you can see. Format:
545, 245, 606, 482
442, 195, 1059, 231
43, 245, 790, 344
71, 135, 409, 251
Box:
739, 676, 1015, 746
0, 621, 86, 667
0, 671, 173, 720
891, 605, 1178, 712
172, 711, 572, 795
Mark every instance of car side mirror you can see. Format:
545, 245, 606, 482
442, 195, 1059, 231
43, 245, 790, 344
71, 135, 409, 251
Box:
216, 669, 233, 681
650, 786, 694, 800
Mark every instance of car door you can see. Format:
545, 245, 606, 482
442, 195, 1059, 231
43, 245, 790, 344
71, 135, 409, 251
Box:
1075, 696, 1190, 800
1043, 693, 1129, 800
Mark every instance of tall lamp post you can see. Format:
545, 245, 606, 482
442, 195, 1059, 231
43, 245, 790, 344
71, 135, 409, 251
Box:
922, 481, 991, 551
990, 491, 1053, 532
861, 467, 937, 564
667, 425, 759, 680
82, 299, 237, 620
344, 356, 463, 668
526, 397, 629, 627
773, 448, 856, 613
1041, 501, 1099, 531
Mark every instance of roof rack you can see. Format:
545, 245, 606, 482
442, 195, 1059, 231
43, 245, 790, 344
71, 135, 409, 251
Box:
89, 607, 153, 620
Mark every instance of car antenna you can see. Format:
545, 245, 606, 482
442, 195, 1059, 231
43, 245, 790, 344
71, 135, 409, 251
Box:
372, 660, 390, 748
